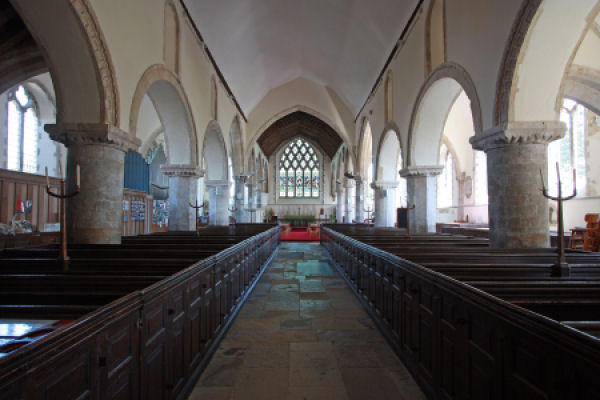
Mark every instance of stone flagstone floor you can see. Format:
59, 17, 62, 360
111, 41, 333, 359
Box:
188, 242, 425, 400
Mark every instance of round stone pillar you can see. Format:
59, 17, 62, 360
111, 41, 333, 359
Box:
371, 181, 398, 227
161, 164, 204, 231
354, 177, 364, 223
46, 123, 141, 244
233, 176, 247, 223
470, 122, 565, 248
400, 166, 443, 233
205, 180, 230, 225
336, 184, 344, 223
344, 180, 355, 223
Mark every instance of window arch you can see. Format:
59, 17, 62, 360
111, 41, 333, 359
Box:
279, 138, 320, 198
437, 143, 453, 208
7, 85, 38, 173
547, 98, 588, 195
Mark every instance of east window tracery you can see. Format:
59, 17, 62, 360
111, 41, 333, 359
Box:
279, 138, 320, 198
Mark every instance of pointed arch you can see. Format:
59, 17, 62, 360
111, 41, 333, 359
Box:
229, 115, 244, 176
407, 62, 482, 166
11, 0, 119, 125
203, 120, 228, 181
129, 64, 197, 165
357, 117, 374, 179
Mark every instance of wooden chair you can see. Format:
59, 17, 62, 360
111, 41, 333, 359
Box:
281, 223, 291, 238
583, 213, 600, 252
308, 224, 320, 240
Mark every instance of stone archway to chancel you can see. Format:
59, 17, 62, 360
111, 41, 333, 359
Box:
130, 65, 202, 232
203, 121, 230, 226
254, 110, 343, 222
405, 62, 482, 234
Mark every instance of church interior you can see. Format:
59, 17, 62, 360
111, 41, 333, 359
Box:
0, 0, 599, 399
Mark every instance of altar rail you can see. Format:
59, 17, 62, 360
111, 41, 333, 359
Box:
0, 225, 280, 400
321, 226, 600, 399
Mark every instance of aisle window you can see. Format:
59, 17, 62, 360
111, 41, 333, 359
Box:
279, 138, 320, 198
7, 85, 38, 173
547, 99, 587, 195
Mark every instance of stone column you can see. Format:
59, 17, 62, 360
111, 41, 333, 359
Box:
161, 164, 204, 231
354, 176, 364, 223
470, 122, 564, 248
344, 180, 355, 223
205, 180, 230, 226
400, 166, 443, 233
371, 181, 398, 227
46, 123, 141, 244
233, 176, 246, 222
336, 184, 344, 223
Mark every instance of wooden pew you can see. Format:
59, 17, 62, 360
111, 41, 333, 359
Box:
320, 225, 600, 399
0, 224, 281, 400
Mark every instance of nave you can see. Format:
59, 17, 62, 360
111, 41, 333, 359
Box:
189, 242, 425, 400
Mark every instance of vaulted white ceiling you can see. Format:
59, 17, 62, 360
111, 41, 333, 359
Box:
183, 0, 420, 116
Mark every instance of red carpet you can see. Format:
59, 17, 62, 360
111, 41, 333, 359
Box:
280, 229, 320, 242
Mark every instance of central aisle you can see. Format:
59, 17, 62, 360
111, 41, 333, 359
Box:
188, 242, 425, 400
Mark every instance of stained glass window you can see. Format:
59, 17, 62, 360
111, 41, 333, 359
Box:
7, 85, 38, 173
279, 138, 321, 198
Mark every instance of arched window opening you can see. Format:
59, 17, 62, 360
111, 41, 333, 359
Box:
474, 150, 488, 205
548, 99, 588, 195
8, 85, 38, 173
279, 138, 320, 198
437, 143, 453, 208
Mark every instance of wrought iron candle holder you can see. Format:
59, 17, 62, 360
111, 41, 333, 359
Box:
189, 199, 206, 236
364, 206, 374, 226
540, 162, 576, 277
45, 164, 80, 265
228, 205, 238, 225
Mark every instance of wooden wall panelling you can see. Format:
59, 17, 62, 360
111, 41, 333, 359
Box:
98, 310, 141, 400
0, 169, 60, 230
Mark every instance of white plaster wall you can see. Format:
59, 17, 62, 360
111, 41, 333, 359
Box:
444, 91, 475, 178
90, 0, 165, 132
511, 0, 597, 122
90, 0, 244, 168
136, 95, 162, 145
445, 0, 522, 129
361, 7, 427, 169
573, 25, 600, 69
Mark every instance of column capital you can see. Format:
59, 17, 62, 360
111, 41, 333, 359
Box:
370, 180, 399, 190
161, 164, 204, 177
469, 121, 565, 152
45, 123, 141, 152
205, 179, 229, 188
400, 166, 443, 178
